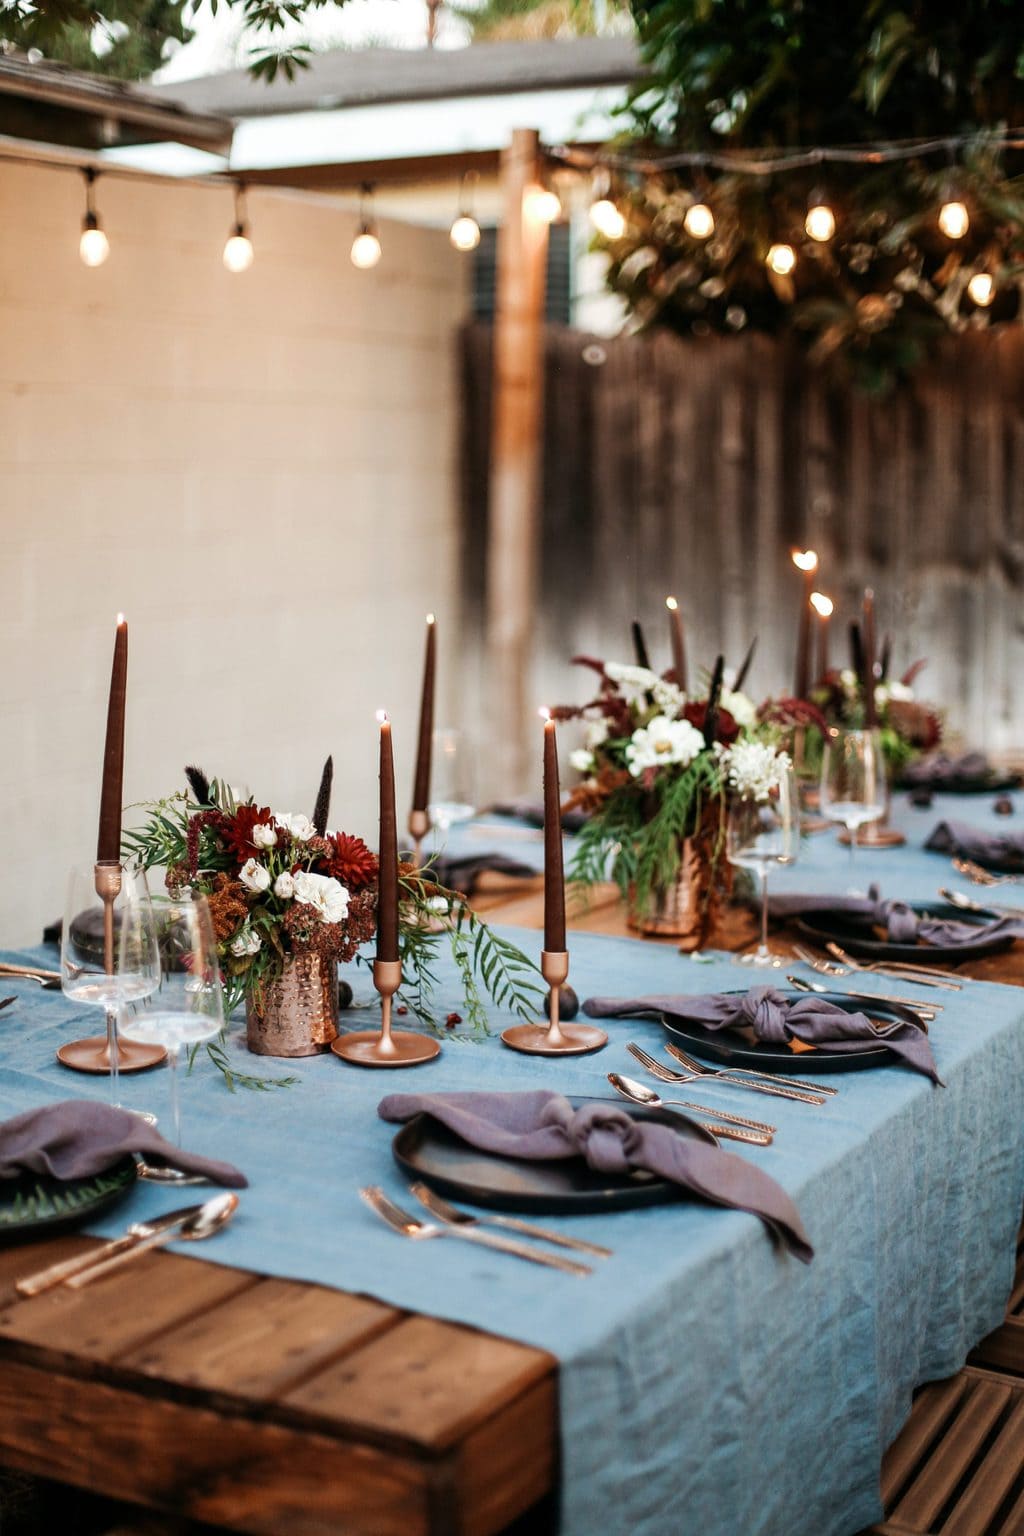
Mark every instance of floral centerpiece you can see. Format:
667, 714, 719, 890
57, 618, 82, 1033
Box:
125, 762, 541, 1081
556, 655, 765, 946
812, 662, 943, 779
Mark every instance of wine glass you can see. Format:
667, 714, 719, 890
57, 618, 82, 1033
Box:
59, 862, 164, 1102
428, 727, 476, 845
118, 894, 224, 1182
819, 727, 886, 889
727, 764, 800, 967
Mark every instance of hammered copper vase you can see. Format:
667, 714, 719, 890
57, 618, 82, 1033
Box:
245, 952, 339, 1057
627, 836, 721, 951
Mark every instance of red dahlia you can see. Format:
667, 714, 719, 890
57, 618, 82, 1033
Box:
324, 832, 378, 891
221, 805, 275, 862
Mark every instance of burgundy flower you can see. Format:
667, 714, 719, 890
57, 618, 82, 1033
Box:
683, 701, 739, 745
323, 832, 378, 891
221, 805, 275, 863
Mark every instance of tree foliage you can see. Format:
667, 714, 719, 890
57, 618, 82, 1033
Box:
601, 0, 1024, 389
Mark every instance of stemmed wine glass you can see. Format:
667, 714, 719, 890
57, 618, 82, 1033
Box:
118, 893, 224, 1183
428, 727, 476, 846
819, 727, 886, 890
59, 862, 165, 1100
727, 763, 801, 967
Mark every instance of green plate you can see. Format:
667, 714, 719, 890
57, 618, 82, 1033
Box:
0, 1156, 137, 1244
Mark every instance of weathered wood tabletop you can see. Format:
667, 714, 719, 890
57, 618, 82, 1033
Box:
0, 878, 1019, 1536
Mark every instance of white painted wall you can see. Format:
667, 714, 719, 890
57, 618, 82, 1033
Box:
0, 159, 468, 946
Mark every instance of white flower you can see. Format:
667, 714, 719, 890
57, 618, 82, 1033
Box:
293, 870, 350, 925
604, 661, 660, 707
240, 858, 271, 893
584, 716, 610, 750
877, 679, 913, 707
276, 812, 315, 843
570, 748, 595, 774
651, 677, 685, 719
724, 740, 790, 802
252, 822, 277, 850
230, 926, 262, 957
625, 716, 705, 777
273, 871, 295, 900
720, 688, 757, 730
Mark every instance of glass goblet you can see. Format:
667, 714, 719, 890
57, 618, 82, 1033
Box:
727, 764, 801, 967
118, 893, 225, 1183
58, 862, 165, 1100
819, 727, 886, 890
428, 727, 476, 846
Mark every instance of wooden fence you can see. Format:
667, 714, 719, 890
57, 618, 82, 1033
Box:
460, 322, 1024, 756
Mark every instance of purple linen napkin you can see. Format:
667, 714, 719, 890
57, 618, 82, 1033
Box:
431, 853, 537, 897
379, 1089, 812, 1262
900, 752, 994, 788
766, 886, 1021, 949
491, 799, 589, 832
926, 820, 1024, 874
0, 1101, 248, 1188
582, 986, 940, 1082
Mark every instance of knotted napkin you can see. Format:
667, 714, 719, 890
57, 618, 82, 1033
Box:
430, 852, 537, 897
766, 886, 1021, 950
378, 1089, 812, 1262
582, 986, 940, 1081
899, 752, 1002, 790
0, 1101, 248, 1187
492, 799, 589, 832
926, 820, 1024, 874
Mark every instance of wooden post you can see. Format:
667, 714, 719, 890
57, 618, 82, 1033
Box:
485, 128, 549, 798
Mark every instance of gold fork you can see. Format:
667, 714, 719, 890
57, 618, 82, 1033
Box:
953, 857, 1022, 888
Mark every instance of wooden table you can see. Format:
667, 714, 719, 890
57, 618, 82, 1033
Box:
0, 881, 1019, 1536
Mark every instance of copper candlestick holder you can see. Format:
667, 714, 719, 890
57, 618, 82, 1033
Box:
838, 821, 906, 849
331, 958, 441, 1067
57, 861, 166, 1076
501, 951, 607, 1056
408, 808, 429, 869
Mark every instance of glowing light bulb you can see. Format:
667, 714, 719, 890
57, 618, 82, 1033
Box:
809, 591, 834, 617
805, 204, 836, 242
351, 229, 382, 270
223, 231, 254, 273
792, 549, 819, 573
525, 186, 561, 225
449, 214, 481, 253
79, 223, 109, 268
590, 198, 626, 240
684, 202, 715, 240
767, 243, 796, 276
939, 200, 969, 239
968, 271, 995, 307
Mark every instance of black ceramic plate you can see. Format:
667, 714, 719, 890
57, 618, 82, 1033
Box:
392, 1097, 715, 1214
660, 989, 921, 1075
0, 1156, 137, 1244
794, 902, 1013, 965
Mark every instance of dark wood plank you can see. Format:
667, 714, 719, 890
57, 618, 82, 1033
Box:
0, 1357, 431, 1536
282, 1314, 555, 1453
941, 1390, 1024, 1535
970, 1317, 1024, 1375
891, 1376, 1012, 1530
879, 1373, 970, 1508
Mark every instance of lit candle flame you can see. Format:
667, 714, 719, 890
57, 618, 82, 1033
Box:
426, 613, 435, 625
665, 596, 678, 612
538, 707, 552, 722
376, 709, 389, 725
116, 612, 126, 625
791, 550, 819, 573
809, 591, 834, 617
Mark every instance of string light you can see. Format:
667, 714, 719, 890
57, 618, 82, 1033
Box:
524, 185, 561, 225
804, 192, 836, 242
590, 197, 626, 239
767, 243, 797, 276
351, 182, 382, 270
968, 271, 995, 307
449, 172, 481, 253
223, 181, 254, 273
938, 200, 969, 239
809, 591, 834, 617
79, 168, 109, 268
683, 201, 715, 239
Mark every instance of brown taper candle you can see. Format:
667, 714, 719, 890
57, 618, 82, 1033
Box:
810, 592, 833, 684
411, 614, 436, 813
376, 713, 399, 963
665, 597, 687, 690
791, 551, 818, 699
97, 615, 128, 863
542, 713, 566, 952
862, 589, 877, 727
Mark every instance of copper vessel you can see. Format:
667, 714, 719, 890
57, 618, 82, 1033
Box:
245, 952, 339, 1057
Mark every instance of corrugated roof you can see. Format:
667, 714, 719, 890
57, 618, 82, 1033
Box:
150, 36, 643, 119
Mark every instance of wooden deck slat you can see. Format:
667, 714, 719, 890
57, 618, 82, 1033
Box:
993, 1477, 1024, 1536
118, 1274, 401, 1400
282, 1314, 555, 1453
0, 1357, 433, 1536
941, 1392, 1024, 1535
879, 1375, 971, 1507
971, 1318, 1024, 1376
891, 1378, 1012, 1529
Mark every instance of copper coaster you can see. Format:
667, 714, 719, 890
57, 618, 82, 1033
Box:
837, 827, 907, 848
501, 1022, 608, 1056
331, 1030, 441, 1067
56, 1036, 167, 1074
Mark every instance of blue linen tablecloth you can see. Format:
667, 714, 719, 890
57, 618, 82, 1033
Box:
2, 902, 1024, 1536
